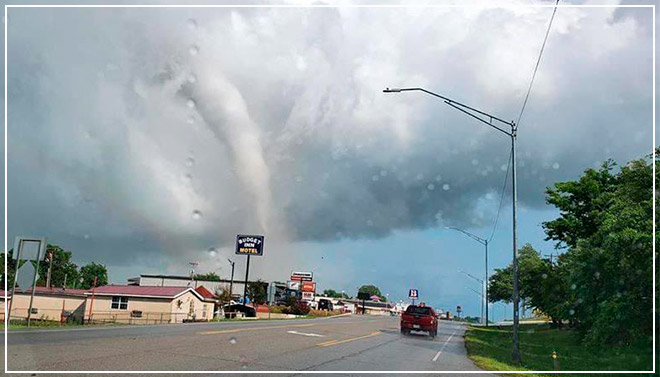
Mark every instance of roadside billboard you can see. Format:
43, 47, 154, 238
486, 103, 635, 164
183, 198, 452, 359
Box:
301, 282, 316, 292
235, 235, 264, 256
301, 291, 314, 301
287, 280, 301, 290
290, 271, 313, 282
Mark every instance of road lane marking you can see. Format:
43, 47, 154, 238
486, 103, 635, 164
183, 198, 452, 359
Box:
317, 331, 381, 347
287, 330, 325, 337
198, 323, 317, 335
197, 319, 386, 335
432, 329, 457, 362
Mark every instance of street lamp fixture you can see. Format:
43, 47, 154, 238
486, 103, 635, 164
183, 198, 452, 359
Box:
447, 227, 490, 327
384, 86, 521, 364
459, 270, 485, 325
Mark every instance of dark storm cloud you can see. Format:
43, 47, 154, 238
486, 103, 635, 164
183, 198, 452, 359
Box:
4, 3, 652, 274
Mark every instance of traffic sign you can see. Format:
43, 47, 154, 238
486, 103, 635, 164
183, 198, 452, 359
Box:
290, 271, 313, 282
235, 235, 264, 256
408, 289, 419, 300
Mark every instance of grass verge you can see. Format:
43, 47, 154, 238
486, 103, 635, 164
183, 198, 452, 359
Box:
465, 323, 652, 376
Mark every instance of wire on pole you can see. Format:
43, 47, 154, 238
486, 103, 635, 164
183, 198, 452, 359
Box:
516, 0, 560, 127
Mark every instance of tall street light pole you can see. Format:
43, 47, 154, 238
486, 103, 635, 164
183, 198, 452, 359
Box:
459, 270, 485, 325
447, 227, 489, 327
384, 87, 520, 364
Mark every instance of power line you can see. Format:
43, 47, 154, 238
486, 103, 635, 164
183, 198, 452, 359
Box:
516, 0, 560, 127
488, 149, 512, 243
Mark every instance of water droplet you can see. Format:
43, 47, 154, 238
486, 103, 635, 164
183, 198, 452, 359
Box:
187, 74, 197, 84
416, 173, 424, 181
541, 273, 548, 279
594, 272, 600, 279
435, 175, 442, 182
552, 162, 560, 170
366, 219, 373, 226
380, 170, 388, 177
229, 337, 237, 344
185, 157, 195, 167
208, 247, 217, 256
192, 210, 202, 220
371, 175, 379, 182
442, 184, 450, 191
500, 164, 508, 172
471, 159, 479, 166
83, 234, 90, 240
427, 183, 435, 191
186, 117, 195, 125
569, 309, 575, 315
184, 174, 193, 183
189, 45, 199, 56
571, 284, 577, 290
187, 18, 197, 30
295, 176, 303, 183
186, 99, 196, 109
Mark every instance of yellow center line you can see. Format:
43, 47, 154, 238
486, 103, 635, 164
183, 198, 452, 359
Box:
317, 331, 382, 347
197, 318, 387, 335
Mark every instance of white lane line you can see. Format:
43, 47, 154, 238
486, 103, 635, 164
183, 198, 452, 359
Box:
287, 330, 325, 337
432, 329, 458, 362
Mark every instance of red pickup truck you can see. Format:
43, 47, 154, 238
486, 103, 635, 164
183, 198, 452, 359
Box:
400, 305, 438, 338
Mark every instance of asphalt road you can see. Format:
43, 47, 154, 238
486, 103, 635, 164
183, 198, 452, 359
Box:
3, 315, 491, 375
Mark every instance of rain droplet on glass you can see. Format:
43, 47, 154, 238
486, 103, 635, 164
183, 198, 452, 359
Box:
427, 183, 435, 191
442, 184, 450, 191
380, 170, 388, 177
188, 74, 197, 84
229, 337, 237, 344
189, 45, 199, 56
186, 99, 196, 109
186, 157, 195, 167
552, 162, 560, 170
187, 18, 198, 30
192, 210, 202, 220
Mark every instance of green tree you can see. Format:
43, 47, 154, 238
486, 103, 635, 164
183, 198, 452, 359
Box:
37, 244, 79, 288
357, 284, 384, 300
78, 263, 108, 289
323, 289, 348, 298
194, 272, 221, 281
215, 284, 233, 304
0, 249, 17, 288
539, 153, 653, 345
247, 279, 268, 305
543, 160, 618, 249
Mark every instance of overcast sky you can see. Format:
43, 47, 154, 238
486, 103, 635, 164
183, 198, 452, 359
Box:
3, 1, 655, 319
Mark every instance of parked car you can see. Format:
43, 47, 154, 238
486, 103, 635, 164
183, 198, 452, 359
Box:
400, 304, 438, 338
223, 304, 256, 318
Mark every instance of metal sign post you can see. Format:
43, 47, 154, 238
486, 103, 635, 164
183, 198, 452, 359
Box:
18, 238, 46, 327
236, 235, 264, 304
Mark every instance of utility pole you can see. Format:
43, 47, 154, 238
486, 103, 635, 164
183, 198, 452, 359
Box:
228, 258, 235, 300
189, 261, 199, 288
87, 276, 98, 325
384, 87, 520, 363
46, 251, 53, 289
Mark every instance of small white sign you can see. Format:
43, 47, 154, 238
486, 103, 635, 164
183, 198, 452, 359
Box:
408, 289, 419, 299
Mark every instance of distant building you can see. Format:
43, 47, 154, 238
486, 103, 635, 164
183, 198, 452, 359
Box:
345, 299, 391, 315
85, 285, 215, 323
127, 274, 260, 300
4, 287, 88, 322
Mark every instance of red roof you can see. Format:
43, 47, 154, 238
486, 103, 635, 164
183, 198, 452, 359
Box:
195, 285, 216, 299
0, 290, 10, 297
88, 285, 191, 298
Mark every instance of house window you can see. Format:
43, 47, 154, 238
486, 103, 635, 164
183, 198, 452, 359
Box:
111, 296, 128, 310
